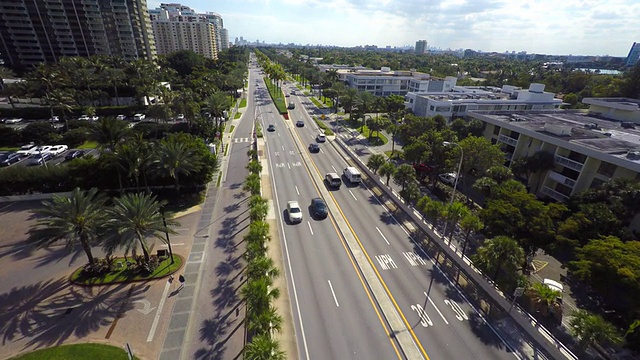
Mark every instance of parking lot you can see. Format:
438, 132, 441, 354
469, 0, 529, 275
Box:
0, 147, 98, 168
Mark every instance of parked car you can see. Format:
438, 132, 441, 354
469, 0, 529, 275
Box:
308, 143, 320, 153
176, 114, 185, 121
90, 115, 99, 121
287, 201, 303, 223
5, 118, 22, 124
117, 114, 127, 121
0, 152, 23, 167
133, 114, 145, 121
267, 124, 276, 132
30, 145, 52, 155
78, 115, 91, 121
296, 120, 304, 127
29, 153, 53, 166
17, 143, 37, 156
311, 198, 328, 219
49, 116, 60, 122
316, 133, 326, 142
65, 150, 85, 161
48, 144, 69, 156
438, 173, 460, 186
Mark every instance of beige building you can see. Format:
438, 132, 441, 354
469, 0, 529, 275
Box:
469, 108, 640, 202
0, 0, 156, 67
149, 4, 224, 59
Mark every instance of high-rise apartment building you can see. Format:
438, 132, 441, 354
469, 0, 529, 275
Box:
625, 42, 640, 66
220, 28, 229, 50
415, 40, 427, 54
149, 4, 227, 59
0, 0, 156, 68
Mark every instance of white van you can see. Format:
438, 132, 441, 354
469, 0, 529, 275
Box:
133, 113, 145, 121
343, 166, 361, 184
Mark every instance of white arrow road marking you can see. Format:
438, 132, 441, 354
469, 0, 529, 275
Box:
328, 280, 339, 307
376, 227, 390, 245
147, 279, 171, 342
424, 292, 448, 324
134, 299, 156, 315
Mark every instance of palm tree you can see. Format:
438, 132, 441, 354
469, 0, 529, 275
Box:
242, 277, 280, 317
247, 305, 283, 337
367, 154, 386, 174
154, 137, 202, 195
207, 91, 230, 133
354, 91, 376, 125
249, 199, 269, 222
569, 309, 623, 352
243, 173, 261, 196
45, 89, 75, 125
246, 255, 280, 280
91, 117, 130, 152
401, 180, 421, 204
116, 138, 153, 192
459, 213, 483, 257
244, 333, 286, 360
393, 163, 416, 191
528, 282, 561, 317
246, 160, 262, 175
0, 66, 16, 107
471, 235, 524, 281
378, 162, 396, 186
105, 192, 178, 265
28, 188, 107, 266
443, 201, 470, 240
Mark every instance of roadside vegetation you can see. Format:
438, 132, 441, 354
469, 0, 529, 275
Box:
9, 343, 140, 360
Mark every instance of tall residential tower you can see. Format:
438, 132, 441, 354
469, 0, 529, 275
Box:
415, 40, 427, 54
626, 42, 640, 67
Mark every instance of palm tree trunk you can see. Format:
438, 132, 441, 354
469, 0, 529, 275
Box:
174, 174, 180, 195
113, 82, 120, 106
80, 235, 96, 265
137, 235, 150, 264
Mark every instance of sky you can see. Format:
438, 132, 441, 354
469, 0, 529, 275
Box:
148, 0, 640, 57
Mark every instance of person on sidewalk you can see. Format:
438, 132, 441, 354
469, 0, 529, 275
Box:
178, 275, 185, 291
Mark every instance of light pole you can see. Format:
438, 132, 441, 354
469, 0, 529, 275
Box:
441, 141, 463, 243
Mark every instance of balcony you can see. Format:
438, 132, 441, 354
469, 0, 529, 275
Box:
541, 186, 570, 202
548, 171, 576, 188
498, 134, 518, 147
554, 155, 584, 172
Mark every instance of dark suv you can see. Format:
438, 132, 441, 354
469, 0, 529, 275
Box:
311, 198, 328, 219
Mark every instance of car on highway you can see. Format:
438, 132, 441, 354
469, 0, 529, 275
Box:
438, 172, 460, 186
267, 124, 276, 132
5, 118, 22, 124
48, 144, 69, 157
117, 114, 127, 121
287, 103, 295, 110
296, 120, 304, 127
308, 143, 320, 153
310, 198, 328, 219
29, 153, 53, 166
0, 152, 23, 167
316, 133, 326, 142
285, 93, 290, 97
325, 172, 342, 188
286, 201, 303, 223
65, 150, 85, 161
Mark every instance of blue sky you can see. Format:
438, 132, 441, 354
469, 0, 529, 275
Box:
148, 0, 640, 57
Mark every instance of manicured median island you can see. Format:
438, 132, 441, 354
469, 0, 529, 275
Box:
9, 343, 140, 360
71, 255, 183, 285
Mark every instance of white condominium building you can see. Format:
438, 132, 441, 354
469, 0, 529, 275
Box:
344, 67, 457, 96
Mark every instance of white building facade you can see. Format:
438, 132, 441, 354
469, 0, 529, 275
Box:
344, 67, 457, 96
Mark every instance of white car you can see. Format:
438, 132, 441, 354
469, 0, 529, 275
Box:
116, 114, 127, 121
176, 114, 185, 121
17, 144, 37, 155
316, 133, 326, 142
49, 116, 60, 122
29, 145, 52, 155
287, 201, 303, 223
5, 118, 22, 124
78, 115, 90, 121
49, 145, 69, 157
90, 115, 99, 121
438, 173, 460, 186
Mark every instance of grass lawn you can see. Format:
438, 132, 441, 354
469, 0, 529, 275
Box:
78, 140, 98, 149
310, 97, 324, 108
216, 172, 222, 187
264, 81, 287, 114
256, 124, 263, 138
224, 143, 229, 156
229, 125, 235, 133
359, 125, 388, 145
0, 146, 19, 151
385, 150, 403, 160
239, 98, 247, 108
234, 112, 241, 119
9, 343, 140, 360
312, 117, 334, 135
71, 255, 183, 285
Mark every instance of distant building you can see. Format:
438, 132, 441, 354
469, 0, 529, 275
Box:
625, 42, 640, 66
582, 97, 640, 122
345, 67, 456, 96
415, 40, 427, 54
405, 83, 563, 118
0, 0, 156, 67
149, 4, 227, 58
469, 109, 640, 203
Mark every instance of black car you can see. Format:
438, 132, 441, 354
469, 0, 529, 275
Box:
296, 120, 304, 127
267, 124, 275, 132
65, 150, 85, 161
311, 198, 328, 219
0, 152, 22, 167
287, 103, 295, 110
309, 143, 320, 153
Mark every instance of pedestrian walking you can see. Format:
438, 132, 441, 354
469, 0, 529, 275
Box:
178, 275, 185, 291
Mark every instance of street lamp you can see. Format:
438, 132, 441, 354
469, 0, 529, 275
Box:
441, 141, 463, 243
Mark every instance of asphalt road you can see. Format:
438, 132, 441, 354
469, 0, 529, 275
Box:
278, 85, 521, 359
257, 72, 403, 359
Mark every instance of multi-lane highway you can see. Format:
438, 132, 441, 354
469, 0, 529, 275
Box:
255, 65, 523, 359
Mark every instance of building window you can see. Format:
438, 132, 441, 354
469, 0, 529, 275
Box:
493, 126, 500, 135
590, 178, 605, 189
597, 161, 616, 178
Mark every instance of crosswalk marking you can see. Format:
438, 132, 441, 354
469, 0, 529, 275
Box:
233, 137, 250, 143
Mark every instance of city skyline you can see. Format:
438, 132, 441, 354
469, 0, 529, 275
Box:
149, 0, 639, 57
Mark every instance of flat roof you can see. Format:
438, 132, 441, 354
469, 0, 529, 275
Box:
472, 110, 640, 164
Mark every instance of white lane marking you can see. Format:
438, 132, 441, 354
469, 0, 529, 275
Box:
287, 163, 291, 169
348, 190, 357, 201
278, 133, 281, 137
376, 227, 390, 245
424, 292, 449, 325
160, 243, 184, 247
295, 186, 300, 195
328, 280, 339, 307
147, 280, 171, 342
320, 149, 324, 154
331, 165, 338, 173
282, 145, 285, 151
307, 221, 314, 235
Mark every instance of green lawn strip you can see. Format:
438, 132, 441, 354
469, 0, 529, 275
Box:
264, 81, 287, 114
216, 172, 222, 187
234, 112, 241, 119
0, 146, 19, 151
359, 125, 388, 145
229, 125, 235, 133
9, 343, 141, 360
239, 98, 247, 108
312, 117, 334, 135
256, 124, 263, 138
77, 141, 98, 149
384, 150, 403, 160
224, 143, 229, 156
310, 97, 324, 108
71, 255, 183, 285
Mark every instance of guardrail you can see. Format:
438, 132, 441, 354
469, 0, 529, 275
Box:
332, 136, 577, 360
